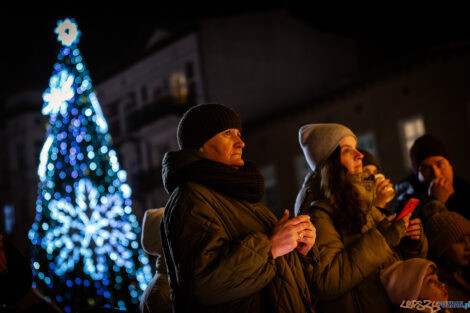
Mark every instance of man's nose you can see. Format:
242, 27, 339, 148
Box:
432, 165, 441, 178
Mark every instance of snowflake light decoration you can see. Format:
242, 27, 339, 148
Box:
42, 69, 75, 116
39, 178, 138, 280
55, 18, 80, 46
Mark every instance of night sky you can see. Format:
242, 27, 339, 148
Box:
1, 5, 469, 103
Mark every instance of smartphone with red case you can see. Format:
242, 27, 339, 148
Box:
396, 198, 420, 221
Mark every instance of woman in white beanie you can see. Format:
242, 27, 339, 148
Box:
295, 123, 428, 313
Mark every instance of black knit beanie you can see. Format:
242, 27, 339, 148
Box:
177, 103, 242, 149
409, 134, 451, 173
359, 148, 380, 171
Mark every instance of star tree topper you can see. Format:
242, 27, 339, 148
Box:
55, 18, 81, 47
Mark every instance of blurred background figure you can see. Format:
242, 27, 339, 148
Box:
0, 233, 63, 313
360, 148, 380, 178
139, 208, 171, 313
394, 134, 470, 221
380, 258, 450, 313
425, 211, 470, 312
360, 148, 395, 214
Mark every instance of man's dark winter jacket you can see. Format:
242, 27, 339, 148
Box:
393, 174, 470, 221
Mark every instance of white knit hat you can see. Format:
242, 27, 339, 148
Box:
299, 123, 356, 171
380, 258, 437, 304
141, 208, 165, 256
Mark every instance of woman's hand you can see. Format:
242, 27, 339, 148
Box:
270, 210, 314, 259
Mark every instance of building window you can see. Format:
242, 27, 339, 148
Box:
260, 165, 279, 212
124, 92, 137, 113
399, 115, 425, 168
170, 72, 188, 105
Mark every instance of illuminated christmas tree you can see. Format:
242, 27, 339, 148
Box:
28, 18, 152, 312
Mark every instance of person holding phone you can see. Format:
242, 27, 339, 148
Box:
394, 134, 470, 222
295, 123, 428, 313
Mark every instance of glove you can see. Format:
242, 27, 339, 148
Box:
377, 218, 406, 248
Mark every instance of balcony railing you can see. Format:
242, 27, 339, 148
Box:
126, 92, 196, 133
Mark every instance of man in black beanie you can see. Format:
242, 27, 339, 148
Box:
160, 103, 317, 313
394, 134, 470, 221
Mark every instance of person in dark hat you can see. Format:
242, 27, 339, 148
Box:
160, 103, 317, 313
394, 134, 470, 221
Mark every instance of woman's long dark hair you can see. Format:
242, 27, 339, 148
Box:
319, 147, 366, 234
